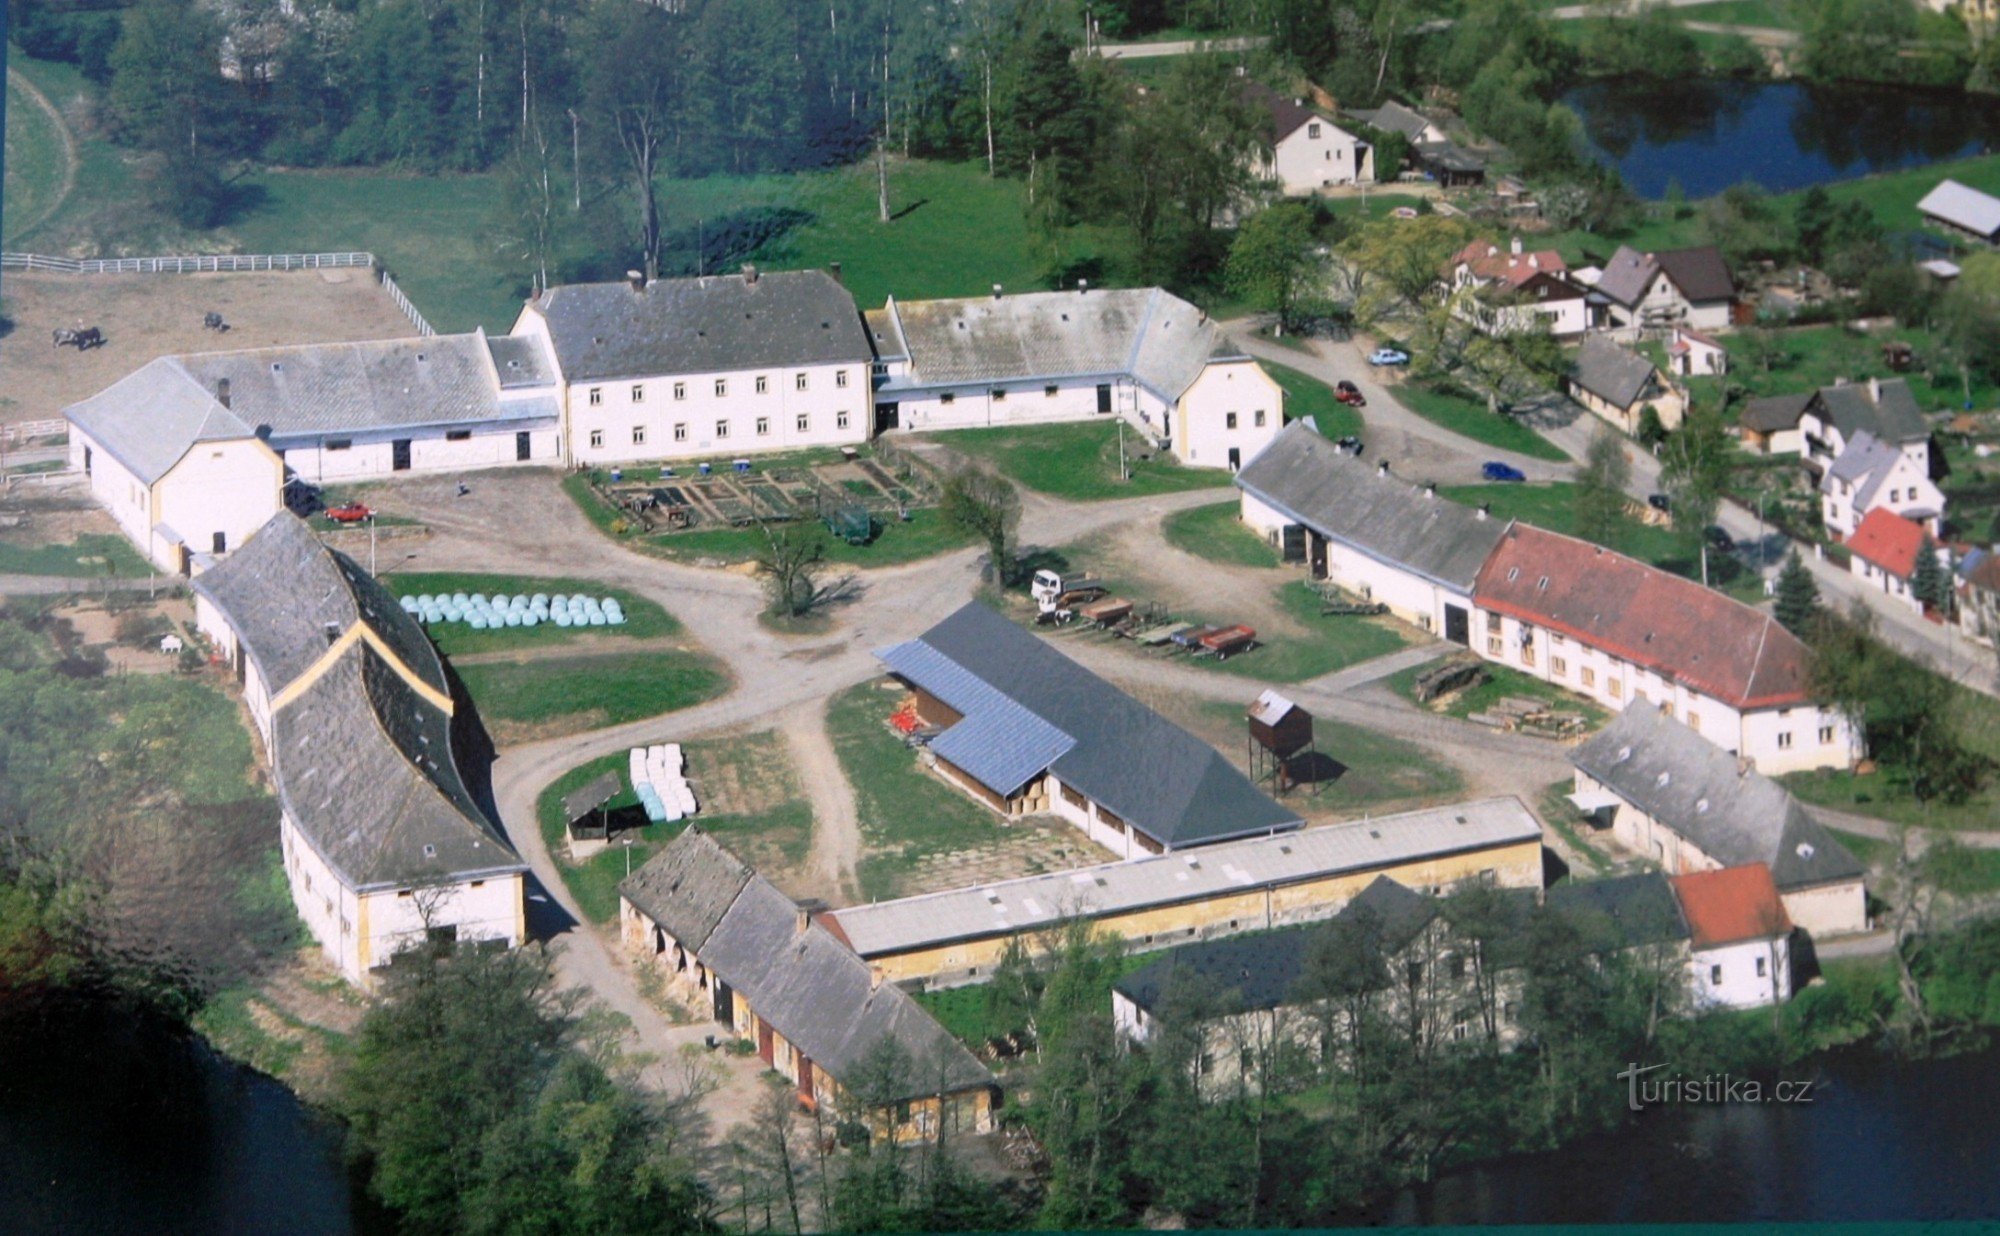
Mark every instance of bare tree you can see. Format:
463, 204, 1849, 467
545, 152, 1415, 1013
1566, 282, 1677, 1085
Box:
938, 467, 1021, 584
754, 523, 831, 618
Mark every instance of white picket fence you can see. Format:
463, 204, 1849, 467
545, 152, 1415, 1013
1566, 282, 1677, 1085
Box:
1, 419, 67, 445
0, 250, 435, 336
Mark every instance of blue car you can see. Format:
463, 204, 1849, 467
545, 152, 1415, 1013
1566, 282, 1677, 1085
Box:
1482, 461, 1527, 483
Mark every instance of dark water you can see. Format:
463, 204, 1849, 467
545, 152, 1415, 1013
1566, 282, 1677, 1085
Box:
0, 999, 374, 1236
1564, 78, 2000, 199
1375, 1042, 2000, 1225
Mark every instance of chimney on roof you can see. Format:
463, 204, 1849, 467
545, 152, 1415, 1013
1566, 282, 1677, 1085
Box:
1477, 502, 1490, 520
743, 263, 759, 285
993, 283, 1003, 299
323, 622, 340, 646
1869, 376, 1882, 403
869, 965, 885, 991
215, 378, 231, 409
1510, 235, 1522, 256
1425, 481, 1437, 498
626, 270, 645, 293
1528, 254, 1540, 270
1377, 460, 1390, 478
795, 906, 811, 935
828, 261, 843, 285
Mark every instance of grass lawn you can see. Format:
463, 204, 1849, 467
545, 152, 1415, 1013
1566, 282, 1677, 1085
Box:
0, 533, 154, 578
1538, 780, 1616, 876
1191, 700, 1464, 813
1386, 659, 1612, 731
1268, 360, 1363, 440
1161, 500, 1280, 569
457, 651, 725, 733
648, 507, 975, 567
3, 56, 150, 252
1192, 580, 1412, 684
1670, 0, 1797, 26
1394, 382, 1570, 462
826, 678, 1011, 902
1698, 323, 2000, 416
381, 571, 677, 656
536, 732, 812, 923
4, 71, 68, 245
932, 422, 1235, 502
1784, 681, 2000, 833
1441, 482, 1685, 565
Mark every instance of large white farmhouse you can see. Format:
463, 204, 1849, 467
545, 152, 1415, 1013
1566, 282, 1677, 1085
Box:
867, 285, 1283, 470
513, 266, 875, 466
192, 513, 528, 987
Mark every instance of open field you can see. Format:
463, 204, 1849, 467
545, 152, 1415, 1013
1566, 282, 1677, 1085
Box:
457, 650, 726, 744
0, 269, 418, 426
381, 571, 678, 656
1162, 500, 1281, 569
1395, 382, 1570, 461
536, 730, 813, 923
1268, 360, 1364, 440
931, 422, 1235, 502
4, 70, 70, 245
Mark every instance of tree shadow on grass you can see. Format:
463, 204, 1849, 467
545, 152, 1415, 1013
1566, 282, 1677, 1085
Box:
889, 197, 929, 222
660, 206, 815, 278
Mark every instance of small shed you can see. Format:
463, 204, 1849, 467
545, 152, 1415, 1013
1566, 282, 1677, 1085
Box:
1247, 689, 1319, 796
564, 771, 623, 841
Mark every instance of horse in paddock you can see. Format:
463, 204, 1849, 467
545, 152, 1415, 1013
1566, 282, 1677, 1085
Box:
204, 312, 228, 331
52, 326, 104, 349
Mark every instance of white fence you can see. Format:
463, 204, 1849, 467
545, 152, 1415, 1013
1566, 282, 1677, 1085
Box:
0, 250, 435, 336
1, 419, 67, 445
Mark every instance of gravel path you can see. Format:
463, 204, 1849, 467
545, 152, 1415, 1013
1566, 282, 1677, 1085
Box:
783, 700, 864, 903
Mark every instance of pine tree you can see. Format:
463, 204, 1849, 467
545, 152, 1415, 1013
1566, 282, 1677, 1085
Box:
1774, 550, 1822, 636
1912, 535, 1951, 617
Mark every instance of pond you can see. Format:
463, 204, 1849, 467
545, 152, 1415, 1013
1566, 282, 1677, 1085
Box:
1563, 78, 2000, 199
0, 995, 382, 1235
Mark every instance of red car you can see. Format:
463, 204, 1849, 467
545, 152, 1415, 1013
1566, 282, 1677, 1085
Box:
324, 502, 374, 524
1335, 380, 1366, 407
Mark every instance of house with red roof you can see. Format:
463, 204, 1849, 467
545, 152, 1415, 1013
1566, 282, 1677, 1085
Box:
1845, 507, 1933, 615
1670, 864, 1793, 1009
1444, 238, 1595, 337
1470, 524, 1857, 774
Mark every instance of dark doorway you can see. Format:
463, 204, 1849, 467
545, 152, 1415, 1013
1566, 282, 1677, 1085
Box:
1309, 531, 1328, 580
712, 978, 733, 1024
757, 1020, 775, 1064
1281, 525, 1306, 563
1096, 384, 1113, 414
211, 531, 227, 554
392, 439, 412, 471
82, 446, 92, 475
875, 402, 900, 432
1444, 604, 1470, 646
515, 431, 532, 461
1228, 447, 1241, 471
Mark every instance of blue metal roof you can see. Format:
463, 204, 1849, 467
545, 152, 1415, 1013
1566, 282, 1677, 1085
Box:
878, 640, 1076, 797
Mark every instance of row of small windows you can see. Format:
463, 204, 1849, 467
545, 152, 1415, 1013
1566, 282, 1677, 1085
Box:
588, 411, 850, 448
588, 371, 850, 406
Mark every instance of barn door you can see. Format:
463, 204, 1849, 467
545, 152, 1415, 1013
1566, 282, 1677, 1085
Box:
1444, 604, 1470, 646
516, 432, 532, 461
712, 978, 733, 1024
1308, 531, 1328, 580
796, 1056, 815, 1105
392, 440, 412, 471
1096, 384, 1113, 414
874, 402, 900, 432
757, 1020, 774, 1064
1281, 525, 1306, 563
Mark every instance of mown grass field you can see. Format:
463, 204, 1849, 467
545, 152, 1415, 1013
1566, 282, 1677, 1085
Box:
1394, 382, 1570, 462
1268, 360, 1364, 441
0, 533, 154, 577
826, 678, 1009, 902
457, 650, 725, 734
1161, 500, 1281, 569
4, 56, 141, 252
4, 70, 68, 246
383, 571, 677, 655
932, 422, 1235, 502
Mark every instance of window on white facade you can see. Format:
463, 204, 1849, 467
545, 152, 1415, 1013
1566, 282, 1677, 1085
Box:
446, 429, 472, 442
756, 417, 770, 436
756, 375, 769, 394
589, 429, 604, 448
1308, 122, 1321, 138
836, 411, 850, 430
632, 426, 646, 445
1581, 667, 1596, 688
1777, 732, 1794, 749
1710, 964, 1723, 986
326, 439, 352, 451
631, 384, 644, 403
674, 423, 687, 441
992, 388, 1007, 402
1488, 636, 1503, 656
1819, 725, 1834, 744
1609, 680, 1623, 699
1226, 412, 1238, 429
1045, 384, 1060, 398
1688, 712, 1701, 732
940, 392, 956, 405
715, 379, 728, 397
797, 413, 810, 433
674, 382, 686, 400
836, 370, 850, 388
1255, 409, 1267, 426
588, 387, 602, 406
1552, 656, 1567, 678
796, 373, 809, 392
716, 420, 729, 439
1756, 957, 1768, 977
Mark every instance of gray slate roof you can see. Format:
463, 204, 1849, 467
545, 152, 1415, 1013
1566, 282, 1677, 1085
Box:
1570, 334, 1659, 409
1918, 178, 2000, 239
529, 270, 869, 383
1544, 872, 1689, 952
1571, 705, 1864, 891
1115, 923, 1319, 1016
194, 513, 522, 891
1741, 391, 1814, 434
882, 287, 1235, 402
64, 331, 557, 480
1348, 100, 1435, 141
1594, 245, 1734, 309
1817, 379, 1928, 445
876, 603, 1302, 848
628, 830, 993, 1101
1234, 420, 1512, 593
1821, 430, 1904, 509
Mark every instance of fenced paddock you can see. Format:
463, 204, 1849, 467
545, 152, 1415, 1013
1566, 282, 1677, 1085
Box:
0, 254, 432, 427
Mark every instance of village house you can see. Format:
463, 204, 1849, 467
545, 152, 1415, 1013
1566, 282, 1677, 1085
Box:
514, 266, 874, 466
1585, 245, 1736, 334
818, 798, 1547, 989
1236, 421, 1512, 642
1471, 524, 1858, 773
1238, 79, 1375, 194
1844, 506, 1937, 615
1564, 334, 1686, 435
1665, 324, 1728, 378
64, 330, 558, 572
1917, 178, 2000, 245
191, 513, 528, 988
866, 285, 1283, 471
1743, 376, 1934, 475
1959, 549, 2000, 646
1671, 865, 1794, 1009
1444, 238, 1594, 338
1568, 704, 1868, 937
619, 828, 997, 1140
1820, 429, 1945, 539
875, 602, 1303, 857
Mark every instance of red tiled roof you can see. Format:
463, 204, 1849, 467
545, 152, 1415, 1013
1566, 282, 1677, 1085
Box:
1472, 525, 1814, 710
1846, 507, 1926, 580
1447, 240, 1568, 289
1671, 863, 1791, 948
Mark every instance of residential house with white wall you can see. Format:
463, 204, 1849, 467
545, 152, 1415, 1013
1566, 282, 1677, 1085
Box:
1235, 421, 1511, 642
1586, 245, 1736, 333
1569, 705, 1867, 938
1238, 79, 1374, 194
1671, 865, 1793, 1009
1444, 239, 1595, 338
191, 512, 527, 988
874, 602, 1303, 859
1821, 430, 1944, 539
1665, 325, 1728, 378
867, 285, 1283, 471
514, 266, 874, 466
1565, 334, 1685, 435
1470, 524, 1857, 773
1960, 550, 2000, 647
1844, 506, 1935, 615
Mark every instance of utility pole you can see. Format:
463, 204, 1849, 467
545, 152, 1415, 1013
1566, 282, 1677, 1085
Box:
369, 513, 378, 576
1118, 419, 1128, 481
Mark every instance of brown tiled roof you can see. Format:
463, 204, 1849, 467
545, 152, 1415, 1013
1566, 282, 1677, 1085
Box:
1472, 525, 1813, 710
1448, 240, 1568, 289
1670, 863, 1791, 948
1846, 507, 1926, 579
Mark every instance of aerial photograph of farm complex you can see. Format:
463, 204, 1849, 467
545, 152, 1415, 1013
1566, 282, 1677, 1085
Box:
6, 0, 2000, 1230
